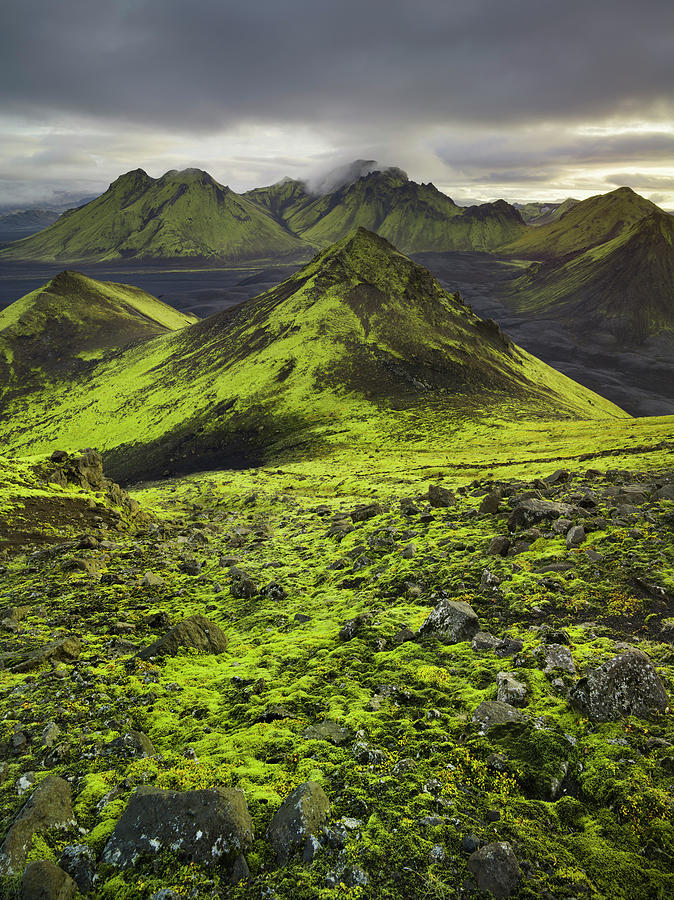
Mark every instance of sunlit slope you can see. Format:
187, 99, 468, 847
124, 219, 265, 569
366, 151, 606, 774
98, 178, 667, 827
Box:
508, 212, 674, 344
0, 270, 197, 387
282, 169, 527, 252
0, 168, 311, 263
503, 187, 662, 259
0, 229, 626, 480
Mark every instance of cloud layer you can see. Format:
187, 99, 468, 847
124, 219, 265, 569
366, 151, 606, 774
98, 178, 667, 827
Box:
1, 0, 672, 206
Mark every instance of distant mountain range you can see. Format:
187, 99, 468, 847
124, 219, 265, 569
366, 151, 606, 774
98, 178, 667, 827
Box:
0, 228, 624, 480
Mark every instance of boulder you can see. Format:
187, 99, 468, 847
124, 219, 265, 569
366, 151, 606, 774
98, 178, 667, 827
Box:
472, 631, 502, 651
21, 860, 76, 900
267, 781, 330, 865
303, 720, 351, 745
566, 525, 586, 549
479, 489, 502, 515
102, 786, 253, 869
350, 503, 382, 522
570, 650, 669, 721
472, 701, 527, 732
536, 644, 575, 674
496, 672, 527, 707
102, 730, 155, 759
229, 569, 257, 599
427, 484, 456, 508
508, 498, 574, 531
12, 636, 81, 674
419, 600, 479, 644
467, 842, 521, 898
488, 536, 510, 556
136, 615, 227, 659
0, 776, 74, 874
59, 844, 96, 893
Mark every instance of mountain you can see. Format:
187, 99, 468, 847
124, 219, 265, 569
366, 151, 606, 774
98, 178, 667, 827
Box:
0, 228, 625, 480
0, 270, 197, 390
242, 177, 312, 222
0, 168, 311, 263
503, 186, 661, 259
260, 168, 527, 252
507, 211, 674, 344
515, 198, 580, 226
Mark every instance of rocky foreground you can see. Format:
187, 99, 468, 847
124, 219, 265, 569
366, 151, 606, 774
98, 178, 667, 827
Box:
0, 452, 672, 899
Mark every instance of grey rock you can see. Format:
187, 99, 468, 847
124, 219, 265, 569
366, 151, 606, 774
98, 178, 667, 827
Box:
496, 672, 528, 707
570, 650, 669, 721
102, 785, 253, 869
350, 503, 382, 522
303, 720, 351, 745
102, 730, 155, 759
59, 844, 96, 893
467, 841, 522, 898
551, 518, 572, 535
21, 860, 76, 900
419, 600, 479, 644
566, 525, 586, 549
508, 498, 574, 531
137, 615, 227, 659
428, 484, 456, 507
472, 631, 502, 651
229, 569, 258, 599
537, 644, 576, 674
0, 776, 74, 874
488, 536, 510, 556
267, 781, 330, 865
472, 701, 527, 732
479, 489, 502, 514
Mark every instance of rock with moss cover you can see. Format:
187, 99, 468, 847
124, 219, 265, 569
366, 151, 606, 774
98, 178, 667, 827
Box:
267, 781, 330, 864
102, 730, 155, 759
136, 614, 227, 659
507, 498, 574, 531
570, 650, 669, 721
428, 484, 456, 507
473, 701, 528, 732
467, 841, 521, 898
0, 776, 74, 874
419, 600, 479, 644
102, 786, 253, 869
21, 859, 76, 900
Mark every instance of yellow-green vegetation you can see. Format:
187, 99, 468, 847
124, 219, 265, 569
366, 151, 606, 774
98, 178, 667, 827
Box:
0, 425, 672, 898
0, 169, 311, 264
507, 212, 674, 344
502, 187, 661, 260
0, 229, 626, 483
247, 169, 527, 253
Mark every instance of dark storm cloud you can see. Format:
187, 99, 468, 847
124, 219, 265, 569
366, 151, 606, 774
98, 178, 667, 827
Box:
1, 0, 672, 131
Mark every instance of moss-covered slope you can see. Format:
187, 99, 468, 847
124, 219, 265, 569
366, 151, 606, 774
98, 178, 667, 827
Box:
0, 271, 198, 389
507, 212, 674, 345
0, 169, 311, 264
503, 187, 662, 260
0, 229, 625, 480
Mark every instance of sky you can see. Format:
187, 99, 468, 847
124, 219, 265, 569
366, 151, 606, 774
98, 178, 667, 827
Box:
1, 0, 673, 209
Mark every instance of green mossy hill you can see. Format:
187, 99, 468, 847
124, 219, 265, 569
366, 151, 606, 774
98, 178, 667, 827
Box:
0, 168, 311, 264
0, 270, 197, 387
243, 177, 313, 222
503, 187, 662, 260
508, 211, 674, 345
0, 229, 625, 481
515, 198, 580, 226
0, 449, 148, 549
0, 439, 672, 898
277, 168, 527, 252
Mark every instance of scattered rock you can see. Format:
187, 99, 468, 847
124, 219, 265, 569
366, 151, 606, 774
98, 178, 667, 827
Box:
479, 489, 502, 514
496, 672, 528, 707
13, 636, 81, 673
137, 615, 227, 659
419, 600, 479, 644
508, 498, 574, 531
472, 701, 527, 732
537, 644, 576, 674
428, 484, 456, 507
229, 569, 258, 599
303, 720, 351, 745
267, 781, 330, 865
472, 631, 502, 651
570, 650, 669, 721
141, 572, 164, 588
566, 525, 586, 549
488, 535, 510, 556
59, 844, 96, 894
350, 503, 382, 522
102, 786, 253, 869
21, 860, 76, 900
466, 841, 522, 898
102, 730, 155, 759
0, 776, 74, 874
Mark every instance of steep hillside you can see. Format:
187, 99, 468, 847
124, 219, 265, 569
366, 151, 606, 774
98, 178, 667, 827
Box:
0, 271, 197, 389
515, 198, 580, 226
0, 229, 624, 481
0, 169, 311, 263
503, 187, 661, 259
508, 211, 674, 344
242, 177, 312, 222
282, 169, 526, 252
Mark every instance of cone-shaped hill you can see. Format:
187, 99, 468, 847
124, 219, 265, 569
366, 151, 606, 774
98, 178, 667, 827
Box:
0, 229, 626, 480
0, 168, 311, 263
503, 186, 662, 260
0, 270, 197, 387
244, 167, 527, 252
507, 211, 674, 345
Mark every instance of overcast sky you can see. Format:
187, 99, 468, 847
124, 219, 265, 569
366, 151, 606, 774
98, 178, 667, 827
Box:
1, 0, 672, 208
